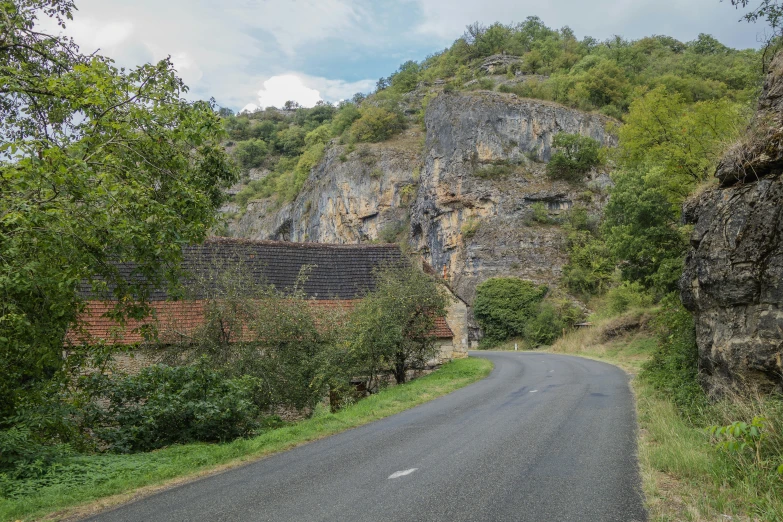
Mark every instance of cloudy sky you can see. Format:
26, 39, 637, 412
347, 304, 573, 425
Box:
45, 0, 770, 112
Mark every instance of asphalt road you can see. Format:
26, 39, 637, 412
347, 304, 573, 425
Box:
88, 352, 647, 522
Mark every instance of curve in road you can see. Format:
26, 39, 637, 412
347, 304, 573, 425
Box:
87, 352, 647, 522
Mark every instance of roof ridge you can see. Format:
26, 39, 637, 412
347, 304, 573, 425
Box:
204, 237, 402, 250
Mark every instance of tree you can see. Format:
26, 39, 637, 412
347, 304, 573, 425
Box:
0, 0, 236, 428
473, 278, 548, 345
614, 86, 746, 205
349, 106, 406, 143
602, 169, 687, 293
348, 263, 447, 385
546, 133, 602, 182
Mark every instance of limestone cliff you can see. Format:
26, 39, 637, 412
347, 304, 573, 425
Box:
227, 90, 616, 339
681, 53, 783, 395
228, 130, 422, 243
411, 92, 615, 325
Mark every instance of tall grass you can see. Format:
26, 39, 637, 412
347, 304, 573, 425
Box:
0, 358, 492, 522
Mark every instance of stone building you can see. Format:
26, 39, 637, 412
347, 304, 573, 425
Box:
70, 238, 468, 369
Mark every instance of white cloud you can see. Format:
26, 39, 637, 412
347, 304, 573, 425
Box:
241, 74, 375, 112
303, 76, 376, 102
242, 75, 322, 112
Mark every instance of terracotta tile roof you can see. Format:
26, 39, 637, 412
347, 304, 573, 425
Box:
432, 316, 454, 338
80, 238, 405, 301
69, 299, 453, 346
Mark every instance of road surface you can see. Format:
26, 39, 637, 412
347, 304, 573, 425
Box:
88, 352, 647, 522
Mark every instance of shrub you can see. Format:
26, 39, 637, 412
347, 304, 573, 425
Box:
604, 281, 654, 315
0, 427, 72, 478
524, 299, 583, 347
79, 361, 262, 453
350, 107, 406, 143
528, 202, 553, 224
640, 295, 708, 416
233, 139, 269, 169
332, 105, 361, 136
461, 218, 480, 240
378, 221, 407, 243
524, 303, 565, 347
474, 163, 514, 179
474, 278, 547, 346
546, 133, 602, 182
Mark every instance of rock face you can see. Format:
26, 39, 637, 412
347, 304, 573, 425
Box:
229, 131, 422, 243
681, 53, 783, 395
411, 92, 615, 337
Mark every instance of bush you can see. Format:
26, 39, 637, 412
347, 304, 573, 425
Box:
527, 202, 553, 224
0, 427, 72, 478
350, 107, 406, 143
546, 133, 602, 182
641, 295, 708, 416
474, 163, 514, 179
79, 361, 262, 453
233, 139, 269, 169
474, 278, 547, 346
604, 281, 654, 315
524, 299, 582, 347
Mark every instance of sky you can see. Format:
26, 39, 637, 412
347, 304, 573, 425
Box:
42, 0, 772, 112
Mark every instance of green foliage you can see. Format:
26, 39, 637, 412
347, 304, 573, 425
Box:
79, 361, 262, 453
561, 231, 614, 297
604, 281, 654, 315
233, 139, 269, 169
160, 262, 342, 413
546, 133, 602, 182
407, 18, 760, 116
474, 278, 548, 346
603, 169, 687, 293
348, 264, 447, 385
0, 427, 72, 479
708, 417, 768, 465
378, 220, 408, 243
528, 202, 554, 224
615, 86, 747, 203
350, 106, 406, 143
460, 218, 481, 239
524, 300, 581, 346
640, 295, 708, 416
474, 163, 514, 179
0, 0, 236, 432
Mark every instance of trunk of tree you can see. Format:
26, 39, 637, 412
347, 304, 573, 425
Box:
394, 355, 407, 384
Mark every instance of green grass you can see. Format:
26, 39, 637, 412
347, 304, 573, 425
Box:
0, 357, 493, 522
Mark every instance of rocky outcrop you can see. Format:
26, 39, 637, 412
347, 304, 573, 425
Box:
411, 92, 615, 335
681, 53, 783, 395
229, 131, 422, 242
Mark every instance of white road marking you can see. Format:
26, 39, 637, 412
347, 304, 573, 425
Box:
548, 370, 554, 373
530, 390, 538, 393
388, 468, 418, 479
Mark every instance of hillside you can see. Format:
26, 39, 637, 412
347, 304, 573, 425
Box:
218, 19, 762, 342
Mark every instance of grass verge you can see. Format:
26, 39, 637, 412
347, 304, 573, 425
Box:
0, 357, 493, 522
542, 310, 783, 521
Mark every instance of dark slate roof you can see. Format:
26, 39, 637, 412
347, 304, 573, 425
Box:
81, 238, 406, 301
